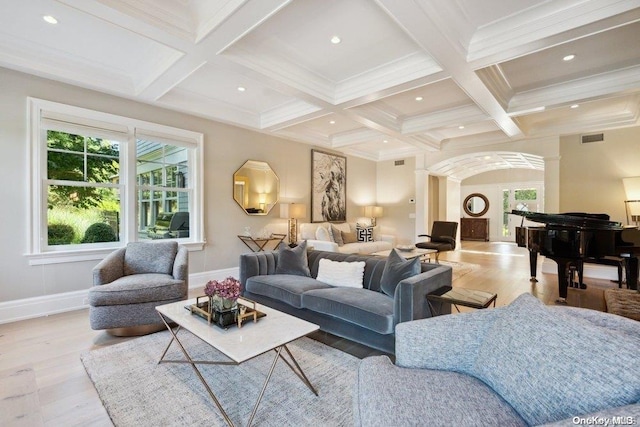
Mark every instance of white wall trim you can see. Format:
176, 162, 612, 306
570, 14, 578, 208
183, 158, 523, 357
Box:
0, 267, 240, 325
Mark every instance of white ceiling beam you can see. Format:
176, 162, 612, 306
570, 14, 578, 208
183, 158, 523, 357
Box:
376, 0, 524, 139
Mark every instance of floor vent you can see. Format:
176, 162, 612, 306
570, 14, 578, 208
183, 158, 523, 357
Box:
394, 160, 405, 166
581, 133, 604, 144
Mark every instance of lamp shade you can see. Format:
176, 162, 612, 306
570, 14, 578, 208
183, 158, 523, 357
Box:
364, 206, 383, 218
623, 177, 640, 200
280, 203, 306, 219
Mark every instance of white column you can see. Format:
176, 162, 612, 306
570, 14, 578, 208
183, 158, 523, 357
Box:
415, 169, 430, 237
439, 176, 462, 248
544, 155, 560, 212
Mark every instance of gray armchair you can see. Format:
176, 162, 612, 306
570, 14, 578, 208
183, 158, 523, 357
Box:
88, 241, 188, 336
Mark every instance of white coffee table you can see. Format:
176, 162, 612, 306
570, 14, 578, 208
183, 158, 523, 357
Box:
156, 298, 320, 427
372, 247, 437, 261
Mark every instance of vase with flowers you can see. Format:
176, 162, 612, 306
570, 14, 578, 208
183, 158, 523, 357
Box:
204, 276, 242, 315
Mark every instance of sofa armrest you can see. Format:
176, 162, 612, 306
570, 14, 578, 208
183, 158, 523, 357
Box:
304, 239, 339, 252
394, 307, 503, 373
239, 251, 279, 286
92, 247, 126, 286
393, 264, 452, 324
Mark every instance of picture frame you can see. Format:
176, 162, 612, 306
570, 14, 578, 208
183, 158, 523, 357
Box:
311, 149, 347, 223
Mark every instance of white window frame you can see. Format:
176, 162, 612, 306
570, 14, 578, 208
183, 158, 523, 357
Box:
27, 98, 204, 265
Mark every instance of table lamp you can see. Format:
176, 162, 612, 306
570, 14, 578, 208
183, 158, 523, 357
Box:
363, 206, 383, 226
280, 203, 307, 244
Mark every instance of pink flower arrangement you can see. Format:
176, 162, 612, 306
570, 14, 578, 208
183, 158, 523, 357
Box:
204, 277, 241, 300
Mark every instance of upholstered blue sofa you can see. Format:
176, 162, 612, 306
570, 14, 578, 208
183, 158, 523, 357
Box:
354, 293, 640, 426
239, 249, 452, 354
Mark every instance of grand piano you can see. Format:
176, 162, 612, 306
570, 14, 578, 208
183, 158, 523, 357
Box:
512, 210, 640, 302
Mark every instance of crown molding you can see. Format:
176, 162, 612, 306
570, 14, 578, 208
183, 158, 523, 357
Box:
402, 104, 487, 134
509, 65, 640, 113
475, 65, 513, 110
468, 0, 640, 63
260, 100, 322, 129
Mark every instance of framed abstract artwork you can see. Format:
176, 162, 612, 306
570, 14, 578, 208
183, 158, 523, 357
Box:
311, 149, 347, 223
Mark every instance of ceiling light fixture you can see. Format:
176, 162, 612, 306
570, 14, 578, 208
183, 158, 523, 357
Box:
563, 54, 575, 62
382, 140, 388, 144
43, 15, 58, 24
570, 104, 579, 109
237, 86, 246, 92
415, 96, 423, 101
483, 155, 491, 160
329, 120, 336, 124
458, 125, 465, 129
330, 36, 341, 44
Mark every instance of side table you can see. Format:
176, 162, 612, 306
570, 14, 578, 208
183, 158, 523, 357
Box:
427, 286, 497, 316
238, 233, 286, 252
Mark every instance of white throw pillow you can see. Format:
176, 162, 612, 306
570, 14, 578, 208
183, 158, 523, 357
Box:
315, 226, 332, 242
316, 258, 365, 288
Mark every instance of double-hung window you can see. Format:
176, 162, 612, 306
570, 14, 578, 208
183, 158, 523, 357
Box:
28, 98, 203, 264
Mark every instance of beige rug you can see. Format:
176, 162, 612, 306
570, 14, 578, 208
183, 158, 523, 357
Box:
81, 331, 358, 426
438, 260, 480, 282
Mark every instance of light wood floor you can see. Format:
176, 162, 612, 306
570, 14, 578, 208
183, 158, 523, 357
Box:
0, 241, 620, 426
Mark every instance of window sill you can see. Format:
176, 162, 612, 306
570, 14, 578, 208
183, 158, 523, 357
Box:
25, 241, 205, 265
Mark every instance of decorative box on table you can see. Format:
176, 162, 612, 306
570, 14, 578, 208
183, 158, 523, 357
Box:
189, 296, 265, 329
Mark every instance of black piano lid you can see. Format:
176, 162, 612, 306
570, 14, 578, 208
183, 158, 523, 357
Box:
511, 210, 623, 230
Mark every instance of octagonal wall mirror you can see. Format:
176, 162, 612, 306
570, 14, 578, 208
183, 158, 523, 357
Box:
234, 160, 279, 215
463, 193, 489, 217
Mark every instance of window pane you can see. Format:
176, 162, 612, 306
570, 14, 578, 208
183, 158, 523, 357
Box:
138, 191, 189, 240
47, 185, 120, 245
136, 139, 188, 189
47, 130, 120, 184
515, 189, 537, 200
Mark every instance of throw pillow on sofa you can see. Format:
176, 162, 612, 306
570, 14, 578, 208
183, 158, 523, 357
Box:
356, 224, 374, 242
315, 226, 332, 242
342, 230, 358, 244
331, 225, 345, 246
380, 249, 421, 297
275, 241, 311, 277
316, 258, 366, 288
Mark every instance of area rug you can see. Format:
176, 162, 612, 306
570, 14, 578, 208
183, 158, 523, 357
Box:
439, 260, 480, 282
81, 331, 359, 426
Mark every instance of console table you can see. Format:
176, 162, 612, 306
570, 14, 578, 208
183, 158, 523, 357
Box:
238, 234, 286, 252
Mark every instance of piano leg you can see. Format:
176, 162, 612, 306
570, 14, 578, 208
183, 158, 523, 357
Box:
626, 256, 638, 290
528, 250, 538, 282
554, 258, 587, 303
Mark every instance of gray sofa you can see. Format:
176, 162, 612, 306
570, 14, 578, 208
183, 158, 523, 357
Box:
354, 293, 640, 426
239, 249, 452, 354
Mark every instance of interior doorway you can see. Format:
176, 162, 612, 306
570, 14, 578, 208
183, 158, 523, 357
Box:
500, 185, 543, 241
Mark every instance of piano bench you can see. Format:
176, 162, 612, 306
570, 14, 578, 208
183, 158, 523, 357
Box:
604, 288, 640, 321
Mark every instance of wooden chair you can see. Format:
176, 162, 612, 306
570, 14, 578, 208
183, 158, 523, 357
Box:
416, 221, 458, 262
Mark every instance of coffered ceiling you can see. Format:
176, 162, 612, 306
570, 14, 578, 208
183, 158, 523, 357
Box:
1, 0, 639, 166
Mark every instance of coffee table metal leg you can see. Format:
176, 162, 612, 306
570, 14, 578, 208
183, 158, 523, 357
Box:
281, 345, 318, 396
158, 313, 235, 427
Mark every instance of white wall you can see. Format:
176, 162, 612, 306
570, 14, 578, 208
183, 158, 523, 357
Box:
0, 67, 376, 318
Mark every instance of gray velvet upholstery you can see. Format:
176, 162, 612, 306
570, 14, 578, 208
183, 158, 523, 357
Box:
275, 241, 311, 276
379, 248, 421, 296
89, 241, 188, 331
240, 249, 452, 354
354, 293, 640, 426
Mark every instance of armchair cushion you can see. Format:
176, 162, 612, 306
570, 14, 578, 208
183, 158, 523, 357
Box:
89, 273, 185, 306
380, 249, 421, 297
473, 294, 640, 426
123, 241, 178, 276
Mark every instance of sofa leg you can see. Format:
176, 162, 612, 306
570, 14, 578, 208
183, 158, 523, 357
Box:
106, 323, 166, 337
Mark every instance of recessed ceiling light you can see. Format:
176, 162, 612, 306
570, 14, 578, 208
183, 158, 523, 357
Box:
329, 120, 336, 124
43, 15, 58, 24
483, 155, 491, 160
330, 36, 341, 44
570, 104, 579, 109
415, 96, 423, 101
237, 86, 246, 92
458, 125, 465, 130
563, 54, 575, 61
382, 139, 388, 144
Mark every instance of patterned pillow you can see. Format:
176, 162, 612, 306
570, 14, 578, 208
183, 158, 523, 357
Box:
356, 225, 373, 242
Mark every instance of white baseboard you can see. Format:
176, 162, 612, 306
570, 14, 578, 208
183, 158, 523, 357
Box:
0, 267, 240, 325
541, 258, 619, 281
